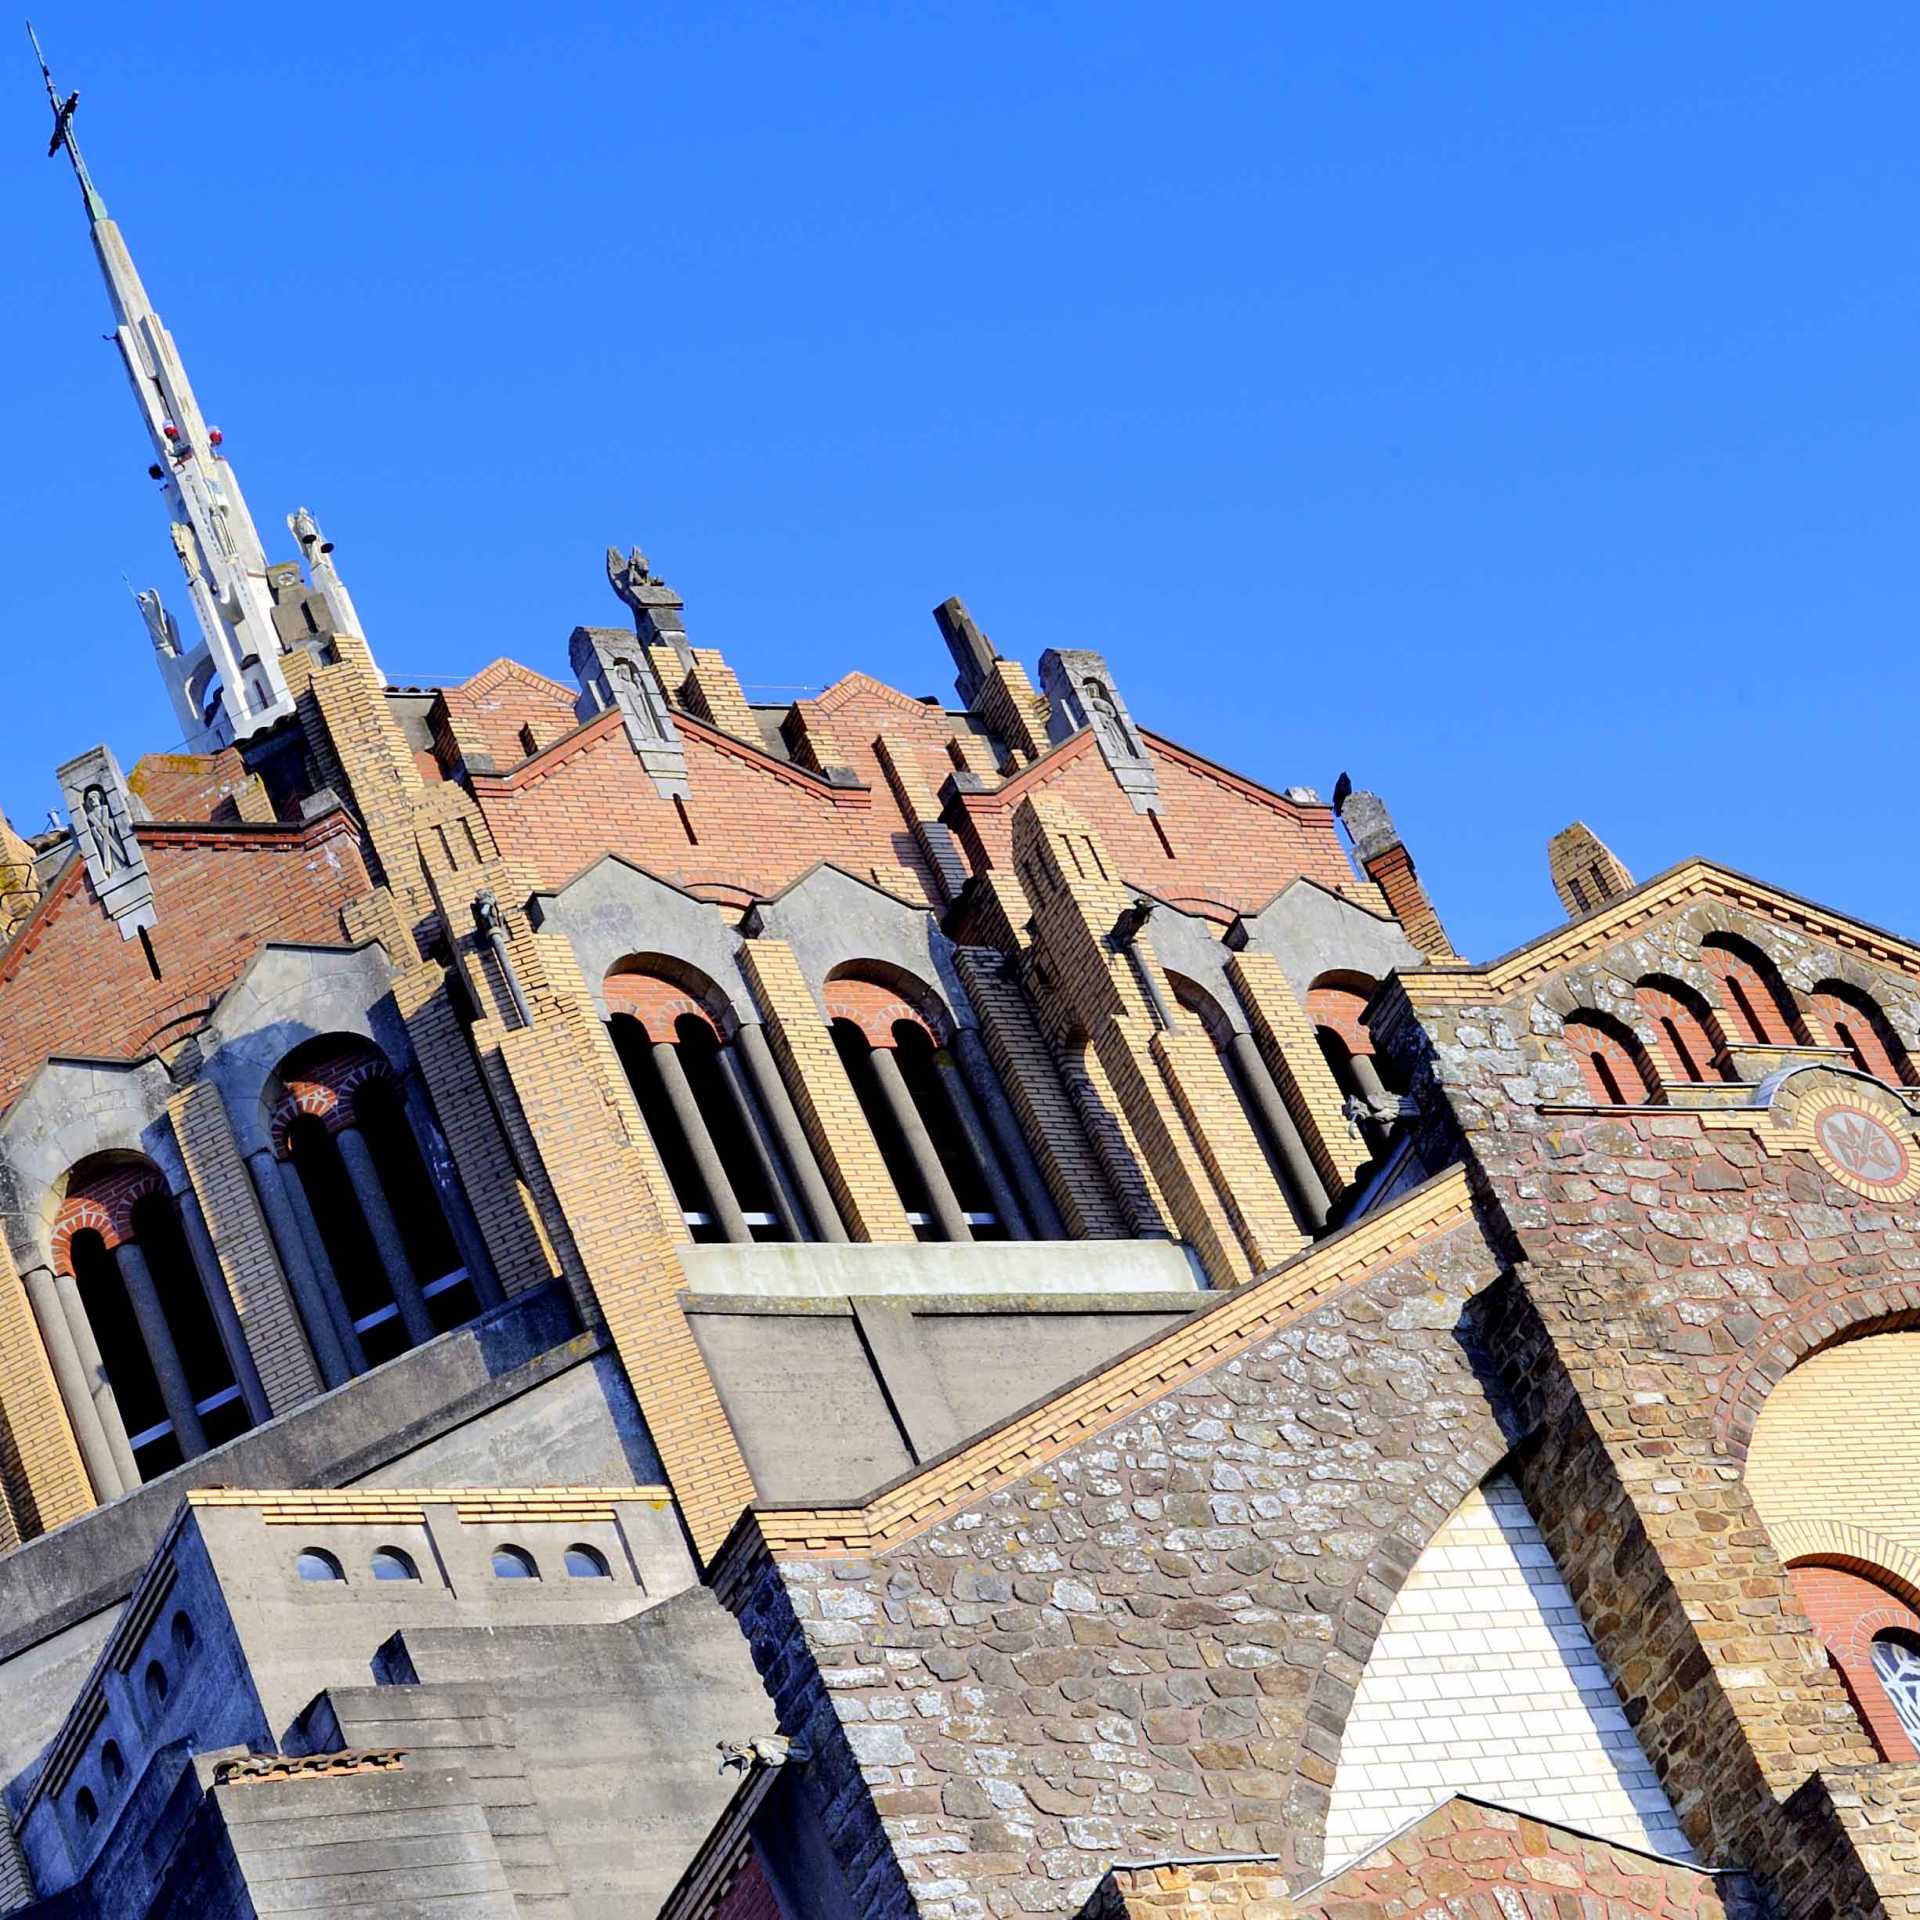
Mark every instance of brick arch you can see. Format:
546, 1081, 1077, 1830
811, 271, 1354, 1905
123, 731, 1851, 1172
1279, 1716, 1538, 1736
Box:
823, 962, 951, 1050
1634, 973, 1732, 1086
1698, 931, 1809, 1047
604, 957, 733, 1043
1716, 1290, 1920, 1466
1780, 1550, 1920, 1762
1809, 978, 1917, 1087
51, 1161, 168, 1274
1562, 1008, 1662, 1105
1307, 972, 1382, 1057
1165, 970, 1237, 1049
267, 1043, 397, 1160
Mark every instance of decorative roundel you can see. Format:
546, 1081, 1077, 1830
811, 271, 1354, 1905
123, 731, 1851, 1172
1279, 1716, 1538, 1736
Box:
1808, 1097, 1919, 1200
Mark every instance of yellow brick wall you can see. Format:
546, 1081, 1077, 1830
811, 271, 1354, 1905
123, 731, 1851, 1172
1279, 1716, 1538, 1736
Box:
1747, 1334, 1920, 1561
0, 1235, 89, 1537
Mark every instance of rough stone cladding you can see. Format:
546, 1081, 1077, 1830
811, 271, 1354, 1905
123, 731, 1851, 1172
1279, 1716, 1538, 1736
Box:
0, 816, 371, 1108
723, 1182, 1514, 1917
1375, 868, 1920, 1906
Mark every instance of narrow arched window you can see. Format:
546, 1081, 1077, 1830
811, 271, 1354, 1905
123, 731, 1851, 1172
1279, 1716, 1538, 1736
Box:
1810, 983, 1916, 1086
74, 1787, 97, 1832
1873, 1634, 1920, 1750
1563, 1012, 1660, 1105
144, 1660, 169, 1709
1634, 978, 1730, 1086
1701, 935, 1804, 1047
171, 1611, 196, 1657
563, 1544, 611, 1579
370, 1547, 419, 1582
100, 1742, 124, 1787
296, 1548, 345, 1583
491, 1545, 539, 1580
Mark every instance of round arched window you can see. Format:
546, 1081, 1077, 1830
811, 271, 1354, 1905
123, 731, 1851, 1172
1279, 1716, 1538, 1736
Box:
491, 1545, 539, 1580
370, 1547, 419, 1582
1872, 1633, 1920, 1747
144, 1660, 168, 1710
296, 1548, 346, 1583
74, 1787, 97, 1832
100, 1740, 125, 1786
563, 1544, 611, 1579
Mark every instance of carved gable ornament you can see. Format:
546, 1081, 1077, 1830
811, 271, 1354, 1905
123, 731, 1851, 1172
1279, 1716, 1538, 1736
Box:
55, 744, 155, 939
1038, 647, 1159, 814
1703, 1068, 1920, 1203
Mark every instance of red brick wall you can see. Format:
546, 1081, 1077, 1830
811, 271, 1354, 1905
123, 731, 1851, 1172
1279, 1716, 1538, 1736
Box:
707, 1850, 783, 1920
0, 819, 371, 1110
1789, 1565, 1920, 1763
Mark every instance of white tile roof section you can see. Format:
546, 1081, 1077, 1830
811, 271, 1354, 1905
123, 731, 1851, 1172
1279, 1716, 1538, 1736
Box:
1323, 1474, 1694, 1872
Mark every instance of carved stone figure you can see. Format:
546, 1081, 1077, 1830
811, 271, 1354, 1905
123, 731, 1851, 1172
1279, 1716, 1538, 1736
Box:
82, 784, 134, 873
1038, 648, 1160, 813
55, 744, 155, 937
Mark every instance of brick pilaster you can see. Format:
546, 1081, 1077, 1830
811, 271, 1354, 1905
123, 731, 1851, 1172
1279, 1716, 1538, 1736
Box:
168, 1081, 324, 1415
1227, 948, 1370, 1192
0, 1234, 89, 1538
976, 659, 1049, 763
739, 938, 915, 1244
873, 734, 970, 905
682, 648, 758, 741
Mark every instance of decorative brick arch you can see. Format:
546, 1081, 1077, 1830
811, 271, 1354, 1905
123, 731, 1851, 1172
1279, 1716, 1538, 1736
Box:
269, 1050, 397, 1160
1307, 972, 1382, 1058
603, 952, 738, 1042
51, 1164, 167, 1274
1773, 1522, 1920, 1616
823, 965, 949, 1050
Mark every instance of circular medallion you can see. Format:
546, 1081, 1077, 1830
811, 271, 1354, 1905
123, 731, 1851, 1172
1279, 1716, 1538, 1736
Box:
1812, 1102, 1915, 1196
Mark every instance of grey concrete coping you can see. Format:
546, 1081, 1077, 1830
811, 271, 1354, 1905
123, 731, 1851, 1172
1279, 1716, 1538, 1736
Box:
675, 1237, 1206, 1300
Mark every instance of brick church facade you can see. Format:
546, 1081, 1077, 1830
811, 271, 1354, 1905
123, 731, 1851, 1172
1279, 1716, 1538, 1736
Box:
3, 56, 1920, 1920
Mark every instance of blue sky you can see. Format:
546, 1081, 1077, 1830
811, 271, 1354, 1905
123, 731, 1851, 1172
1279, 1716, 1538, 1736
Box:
3, 4, 1913, 957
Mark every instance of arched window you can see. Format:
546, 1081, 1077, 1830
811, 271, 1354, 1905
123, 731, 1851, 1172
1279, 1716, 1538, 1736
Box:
1634, 977, 1730, 1086
51, 1157, 257, 1486
564, 1544, 611, 1579
370, 1547, 419, 1582
606, 966, 809, 1243
1873, 1634, 1920, 1750
144, 1660, 168, 1710
1173, 975, 1332, 1233
74, 1787, 97, 1832
826, 972, 1034, 1243
1306, 975, 1399, 1155
100, 1741, 124, 1787
1701, 935, 1804, 1048
268, 1041, 484, 1377
296, 1548, 345, 1583
491, 1544, 539, 1580
1563, 1011, 1661, 1106
1810, 982, 1916, 1086
171, 1611, 195, 1656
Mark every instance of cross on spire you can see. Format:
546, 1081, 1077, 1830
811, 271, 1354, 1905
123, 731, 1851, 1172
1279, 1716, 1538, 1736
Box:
27, 23, 105, 221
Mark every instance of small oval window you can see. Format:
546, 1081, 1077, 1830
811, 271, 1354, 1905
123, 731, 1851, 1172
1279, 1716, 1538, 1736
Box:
100, 1740, 125, 1786
370, 1547, 419, 1582
563, 1544, 610, 1579
74, 1787, 97, 1832
171, 1610, 196, 1656
296, 1549, 345, 1583
491, 1545, 538, 1580
144, 1660, 168, 1709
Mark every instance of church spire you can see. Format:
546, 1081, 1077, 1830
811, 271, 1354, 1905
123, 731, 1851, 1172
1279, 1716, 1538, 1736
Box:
32, 28, 300, 750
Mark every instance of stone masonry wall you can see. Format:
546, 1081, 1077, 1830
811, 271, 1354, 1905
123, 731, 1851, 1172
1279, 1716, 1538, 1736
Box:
730, 1204, 1512, 1918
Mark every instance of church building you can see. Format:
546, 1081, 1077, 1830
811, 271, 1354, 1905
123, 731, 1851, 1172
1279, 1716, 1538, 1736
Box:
0, 47, 1916, 1920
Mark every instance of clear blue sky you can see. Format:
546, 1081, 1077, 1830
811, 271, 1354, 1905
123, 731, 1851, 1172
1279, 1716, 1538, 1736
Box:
3, 4, 1913, 958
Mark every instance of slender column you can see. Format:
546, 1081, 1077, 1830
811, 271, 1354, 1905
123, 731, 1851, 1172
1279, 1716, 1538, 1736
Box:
114, 1240, 206, 1459
22, 1264, 123, 1502
951, 1026, 1065, 1239
54, 1270, 139, 1493
334, 1127, 436, 1346
1348, 1051, 1390, 1105
174, 1190, 271, 1424
1226, 1032, 1332, 1230
733, 1021, 846, 1242
934, 1053, 1030, 1239
867, 1045, 972, 1242
716, 1044, 805, 1240
650, 1041, 751, 1243
262, 1152, 363, 1385
400, 1073, 504, 1309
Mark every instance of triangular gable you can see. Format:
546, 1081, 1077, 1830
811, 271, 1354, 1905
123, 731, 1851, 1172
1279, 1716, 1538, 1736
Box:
810, 670, 958, 724
453, 656, 579, 705
1404, 859, 1920, 1004
746, 858, 932, 923
717, 1166, 1476, 1568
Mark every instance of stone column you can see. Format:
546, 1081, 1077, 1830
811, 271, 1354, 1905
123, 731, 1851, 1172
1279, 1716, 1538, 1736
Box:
733, 1019, 847, 1243
716, 1044, 806, 1240
113, 1240, 206, 1459
53, 1269, 139, 1494
174, 1191, 272, 1424
334, 1127, 436, 1347
933, 1053, 1031, 1239
950, 1025, 1064, 1238
866, 1045, 973, 1242
400, 1071, 505, 1309
1226, 1032, 1332, 1230
259, 1152, 363, 1386
22, 1264, 124, 1502
649, 1041, 751, 1243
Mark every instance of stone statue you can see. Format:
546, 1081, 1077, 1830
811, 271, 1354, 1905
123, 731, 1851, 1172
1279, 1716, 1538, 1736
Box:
135, 588, 180, 658
82, 783, 134, 874
1083, 678, 1141, 763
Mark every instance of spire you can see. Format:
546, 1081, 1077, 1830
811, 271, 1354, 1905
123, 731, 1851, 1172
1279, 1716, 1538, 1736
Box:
32, 29, 300, 751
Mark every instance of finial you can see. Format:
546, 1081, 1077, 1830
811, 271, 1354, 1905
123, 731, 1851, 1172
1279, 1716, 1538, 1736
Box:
27, 23, 104, 221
